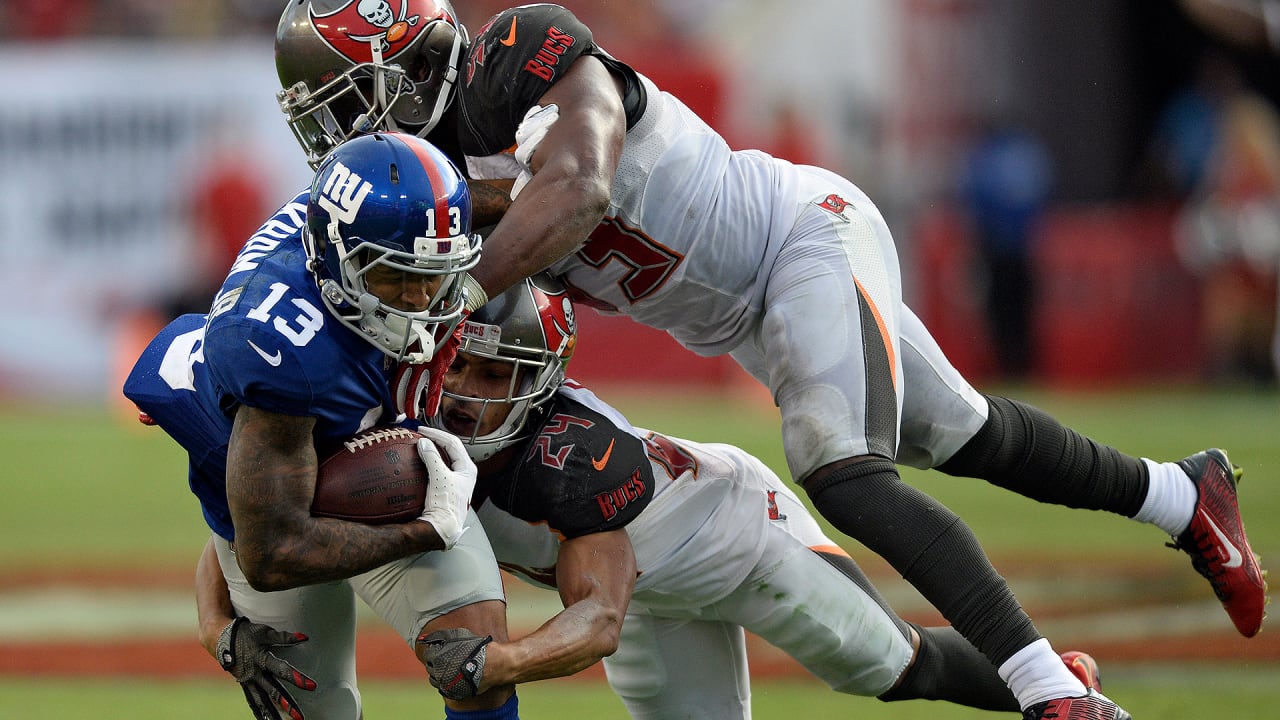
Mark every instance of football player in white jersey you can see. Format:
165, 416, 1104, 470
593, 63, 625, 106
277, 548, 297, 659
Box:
271, 2, 1264, 717
125, 134, 521, 720
421, 274, 1128, 718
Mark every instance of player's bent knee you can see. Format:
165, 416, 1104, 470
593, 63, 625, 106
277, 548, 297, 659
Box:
752, 545, 912, 697
789, 617, 908, 697
799, 455, 892, 499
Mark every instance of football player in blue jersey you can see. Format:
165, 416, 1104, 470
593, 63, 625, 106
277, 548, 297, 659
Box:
124, 133, 521, 720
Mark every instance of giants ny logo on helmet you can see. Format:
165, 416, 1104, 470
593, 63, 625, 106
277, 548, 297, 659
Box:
309, 0, 426, 62
316, 161, 372, 223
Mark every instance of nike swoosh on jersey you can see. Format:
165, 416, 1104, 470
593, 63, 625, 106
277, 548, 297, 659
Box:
500, 16, 518, 46
592, 438, 615, 471
1201, 510, 1245, 568
247, 340, 283, 367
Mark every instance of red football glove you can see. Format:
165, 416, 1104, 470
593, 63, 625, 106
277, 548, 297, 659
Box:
424, 325, 461, 418
391, 315, 467, 421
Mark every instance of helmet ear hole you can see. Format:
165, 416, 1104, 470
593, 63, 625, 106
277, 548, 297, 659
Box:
387, 18, 464, 132
424, 23, 459, 60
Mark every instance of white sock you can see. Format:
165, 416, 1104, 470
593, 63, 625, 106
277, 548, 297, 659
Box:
1133, 458, 1198, 536
998, 638, 1087, 710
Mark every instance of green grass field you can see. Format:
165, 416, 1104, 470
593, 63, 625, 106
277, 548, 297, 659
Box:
3, 666, 1276, 718
1, 385, 1276, 717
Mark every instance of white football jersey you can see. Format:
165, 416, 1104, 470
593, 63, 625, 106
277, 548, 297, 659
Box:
546, 75, 803, 357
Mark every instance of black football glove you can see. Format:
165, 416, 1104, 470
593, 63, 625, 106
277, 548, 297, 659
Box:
216, 617, 317, 720
417, 628, 493, 700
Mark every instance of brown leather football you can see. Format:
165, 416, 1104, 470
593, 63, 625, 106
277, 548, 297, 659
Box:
312, 426, 427, 524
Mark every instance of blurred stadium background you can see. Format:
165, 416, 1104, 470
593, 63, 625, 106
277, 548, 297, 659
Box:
1, 0, 1276, 717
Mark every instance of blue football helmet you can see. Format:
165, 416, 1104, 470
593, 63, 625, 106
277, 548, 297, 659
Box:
434, 273, 577, 461
305, 132, 481, 363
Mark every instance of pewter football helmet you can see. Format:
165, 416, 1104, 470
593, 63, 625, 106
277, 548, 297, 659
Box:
276, 0, 467, 167
439, 273, 577, 460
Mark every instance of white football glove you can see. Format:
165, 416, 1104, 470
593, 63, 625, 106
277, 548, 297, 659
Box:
415, 427, 476, 550
509, 103, 559, 200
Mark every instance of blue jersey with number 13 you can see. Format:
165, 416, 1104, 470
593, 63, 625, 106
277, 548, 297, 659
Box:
124, 192, 400, 541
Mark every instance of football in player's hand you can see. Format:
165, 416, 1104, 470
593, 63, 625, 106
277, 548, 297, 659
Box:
312, 427, 428, 524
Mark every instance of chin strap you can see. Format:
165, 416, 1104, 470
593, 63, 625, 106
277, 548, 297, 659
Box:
460, 272, 489, 313
413, 24, 466, 138
392, 359, 433, 422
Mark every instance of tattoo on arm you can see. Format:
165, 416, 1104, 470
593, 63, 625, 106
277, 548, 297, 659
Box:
225, 406, 441, 591
468, 180, 514, 227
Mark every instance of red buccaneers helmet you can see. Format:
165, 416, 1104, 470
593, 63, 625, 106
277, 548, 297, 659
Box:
276, 0, 467, 167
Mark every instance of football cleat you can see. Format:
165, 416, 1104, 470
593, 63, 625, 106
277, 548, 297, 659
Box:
1060, 651, 1102, 692
1167, 448, 1267, 637
1022, 690, 1131, 720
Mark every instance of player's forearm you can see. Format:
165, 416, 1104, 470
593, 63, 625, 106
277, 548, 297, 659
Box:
195, 537, 236, 658
232, 516, 442, 592
229, 439, 450, 590
226, 406, 446, 590
469, 60, 622, 299
483, 599, 623, 686
478, 530, 635, 687
469, 170, 609, 299
468, 179, 514, 228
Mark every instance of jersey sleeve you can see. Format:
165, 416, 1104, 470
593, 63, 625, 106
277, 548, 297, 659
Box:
492, 395, 654, 539
201, 262, 358, 419
457, 4, 598, 156
203, 314, 319, 416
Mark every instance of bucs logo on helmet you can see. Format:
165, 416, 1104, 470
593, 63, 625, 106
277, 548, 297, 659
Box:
310, 0, 427, 61
534, 281, 577, 362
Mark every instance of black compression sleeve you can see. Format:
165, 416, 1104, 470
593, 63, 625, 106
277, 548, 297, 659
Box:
802, 458, 1041, 666
878, 623, 1019, 711
938, 394, 1149, 517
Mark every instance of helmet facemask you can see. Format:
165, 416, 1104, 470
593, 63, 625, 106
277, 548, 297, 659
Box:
439, 325, 565, 461
311, 231, 478, 363
280, 63, 414, 168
